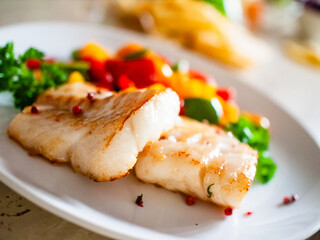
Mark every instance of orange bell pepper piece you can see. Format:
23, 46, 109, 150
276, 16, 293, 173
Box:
115, 43, 144, 59
80, 42, 109, 62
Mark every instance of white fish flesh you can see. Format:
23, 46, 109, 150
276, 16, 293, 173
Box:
135, 117, 257, 208
8, 82, 180, 181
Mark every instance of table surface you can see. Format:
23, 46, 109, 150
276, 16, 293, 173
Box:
0, 0, 319, 239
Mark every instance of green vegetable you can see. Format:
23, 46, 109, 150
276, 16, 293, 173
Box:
0, 42, 88, 109
202, 0, 226, 15
19, 47, 44, 62
56, 61, 90, 78
0, 42, 17, 91
207, 183, 214, 198
72, 49, 81, 61
225, 116, 276, 183
225, 117, 269, 152
256, 151, 277, 183
184, 98, 219, 124
124, 49, 148, 61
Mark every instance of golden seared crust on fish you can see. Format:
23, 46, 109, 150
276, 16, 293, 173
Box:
8, 82, 180, 182
135, 117, 257, 208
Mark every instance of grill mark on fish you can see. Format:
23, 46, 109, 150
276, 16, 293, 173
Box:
103, 92, 155, 149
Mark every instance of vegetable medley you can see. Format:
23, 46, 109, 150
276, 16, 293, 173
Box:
0, 42, 276, 183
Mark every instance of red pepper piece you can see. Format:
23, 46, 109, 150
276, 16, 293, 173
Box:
125, 59, 156, 88
98, 72, 114, 90
89, 59, 106, 81
26, 59, 41, 70
216, 87, 235, 102
118, 75, 136, 90
105, 59, 157, 89
85, 58, 114, 90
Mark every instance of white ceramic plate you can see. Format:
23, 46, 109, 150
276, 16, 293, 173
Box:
0, 22, 319, 240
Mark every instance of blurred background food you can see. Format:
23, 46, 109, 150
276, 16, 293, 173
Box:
284, 0, 320, 68
113, 0, 320, 69
115, 0, 269, 69
1, 0, 320, 70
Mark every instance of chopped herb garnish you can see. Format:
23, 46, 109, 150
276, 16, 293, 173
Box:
207, 183, 214, 198
124, 49, 148, 61
135, 194, 144, 207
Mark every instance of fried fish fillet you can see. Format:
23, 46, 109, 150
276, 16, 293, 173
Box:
8, 82, 180, 181
135, 117, 257, 208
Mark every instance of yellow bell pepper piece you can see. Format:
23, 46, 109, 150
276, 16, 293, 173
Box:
148, 83, 167, 90
68, 71, 85, 83
167, 72, 216, 100
120, 86, 138, 93
219, 98, 239, 125
80, 42, 109, 62
164, 72, 239, 125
